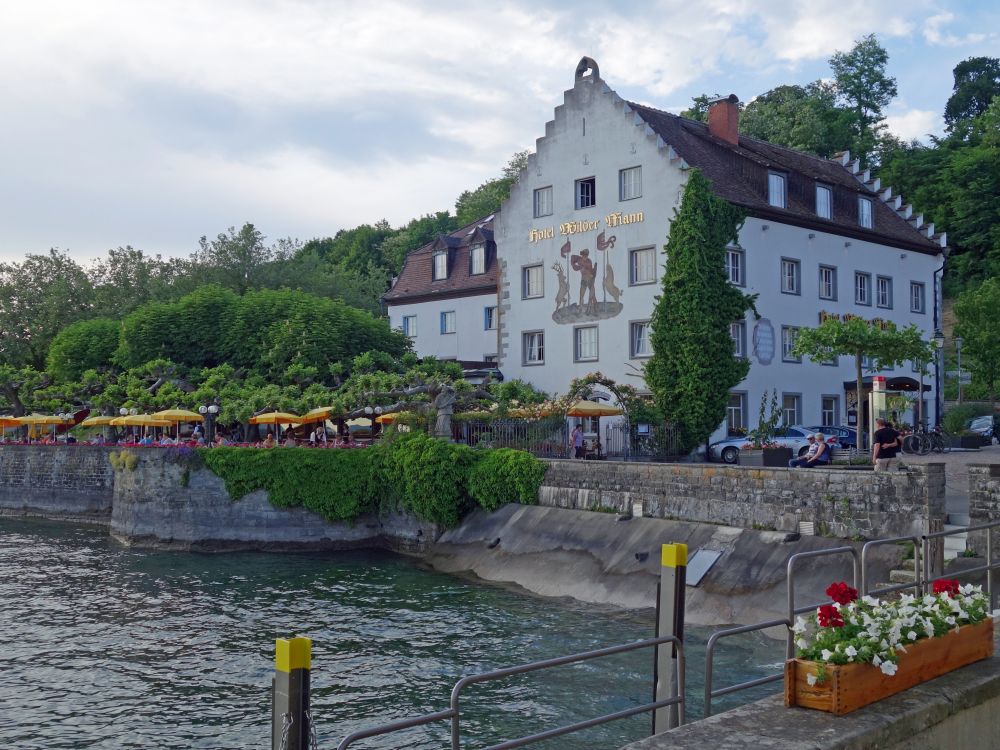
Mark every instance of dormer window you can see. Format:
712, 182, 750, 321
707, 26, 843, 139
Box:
816, 184, 832, 219
768, 172, 786, 208
470, 243, 486, 275
432, 251, 448, 280
858, 197, 873, 229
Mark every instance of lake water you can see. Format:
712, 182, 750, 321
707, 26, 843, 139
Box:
0, 518, 783, 749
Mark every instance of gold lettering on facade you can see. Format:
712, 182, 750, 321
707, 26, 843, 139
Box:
528, 227, 555, 243
603, 211, 644, 227
559, 219, 600, 236
819, 310, 893, 330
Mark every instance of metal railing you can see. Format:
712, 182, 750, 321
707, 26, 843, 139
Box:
336, 635, 684, 750
460, 419, 568, 458
861, 535, 922, 598
922, 520, 1000, 608
785, 546, 859, 658
702, 618, 790, 718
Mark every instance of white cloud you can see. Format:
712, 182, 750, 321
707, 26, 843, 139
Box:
923, 11, 988, 46
885, 108, 942, 142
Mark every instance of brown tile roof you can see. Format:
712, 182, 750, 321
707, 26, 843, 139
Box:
628, 102, 943, 254
384, 217, 498, 304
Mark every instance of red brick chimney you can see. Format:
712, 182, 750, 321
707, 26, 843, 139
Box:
707, 94, 740, 145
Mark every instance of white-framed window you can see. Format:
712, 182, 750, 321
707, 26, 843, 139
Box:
821, 396, 839, 427
727, 392, 748, 436
575, 177, 596, 209
768, 172, 787, 208
439, 310, 456, 335
726, 247, 745, 286
858, 197, 873, 229
630, 320, 651, 358
816, 184, 832, 219
401, 315, 417, 338
619, 166, 641, 201
574, 326, 598, 362
522, 264, 543, 299
730, 319, 747, 358
781, 326, 801, 363
877, 275, 892, 308
781, 258, 801, 295
629, 247, 656, 285
484, 306, 497, 330
819, 265, 837, 300
432, 251, 448, 280
523, 331, 544, 365
533, 186, 553, 218
910, 282, 926, 313
855, 272, 871, 305
781, 393, 802, 426
470, 243, 486, 275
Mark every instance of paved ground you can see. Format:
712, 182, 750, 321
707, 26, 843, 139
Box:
901, 443, 1000, 519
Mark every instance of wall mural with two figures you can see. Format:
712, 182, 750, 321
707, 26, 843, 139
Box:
551, 231, 623, 324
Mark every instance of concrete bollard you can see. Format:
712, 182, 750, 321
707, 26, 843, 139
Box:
272, 637, 312, 750
652, 543, 686, 734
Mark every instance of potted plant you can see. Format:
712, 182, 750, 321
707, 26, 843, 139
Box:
740, 390, 793, 467
947, 430, 983, 450
785, 580, 993, 715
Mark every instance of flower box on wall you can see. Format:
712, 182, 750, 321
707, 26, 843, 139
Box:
785, 618, 993, 715
739, 447, 793, 467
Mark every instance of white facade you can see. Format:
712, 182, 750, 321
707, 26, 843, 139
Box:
496, 64, 942, 442
387, 294, 500, 363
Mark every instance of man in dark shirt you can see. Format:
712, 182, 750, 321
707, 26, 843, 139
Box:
872, 418, 900, 471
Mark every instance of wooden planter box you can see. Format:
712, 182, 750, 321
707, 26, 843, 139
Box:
945, 435, 983, 450
785, 618, 994, 715
740, 447, 793, 467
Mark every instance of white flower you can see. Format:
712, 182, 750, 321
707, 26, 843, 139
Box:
907, 631, 917, 641
796, 638, 809, 650
821, 649, 833, 661
945, 616, 956, 626
792, 617, 808, 634
873, 654, 882, 667
862, 595, 880, 607
807, 672, 818, 686
880, 660, 898, 676
845, 645, 858, 658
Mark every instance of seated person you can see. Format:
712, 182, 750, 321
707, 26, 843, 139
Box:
262, 433, 276, 449
789, 433, 830, 468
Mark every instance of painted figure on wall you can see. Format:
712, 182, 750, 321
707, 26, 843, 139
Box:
552, 262, 570, 311
597, 231, 621, 304
551, 237, 624, 324
571, 249, 598, 313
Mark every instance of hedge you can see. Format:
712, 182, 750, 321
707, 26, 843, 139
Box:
198, 433, 544, 527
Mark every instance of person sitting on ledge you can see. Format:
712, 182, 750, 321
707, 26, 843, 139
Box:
789, 433, 830, 468
262, 432, 276, 449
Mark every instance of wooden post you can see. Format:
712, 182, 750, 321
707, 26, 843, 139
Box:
272, 637, 311, 750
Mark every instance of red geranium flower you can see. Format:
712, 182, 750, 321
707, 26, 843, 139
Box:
933, 579, 960, 598
817, 604, 845, 628
825, 581, 859, 606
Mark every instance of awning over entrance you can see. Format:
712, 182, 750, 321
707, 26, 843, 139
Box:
842, 376, 931, 392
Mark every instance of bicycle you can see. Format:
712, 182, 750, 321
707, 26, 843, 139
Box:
902, 426, 950, 455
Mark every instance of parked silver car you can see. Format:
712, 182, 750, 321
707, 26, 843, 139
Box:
709, 426, 834, 464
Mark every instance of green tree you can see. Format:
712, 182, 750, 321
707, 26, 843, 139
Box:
740, 82, 854, 157
194, 223, 286, 294
793, 317, 934, 427
0, 365, 50, 416
954, 277, 1000, 397
454, 151, 529, 226
680, 93, 721, 122
945, 56, 1000, 131
89, 246, 178, 318
378, 212, 457, 272
0, 249, 95, 370
829, 34, 898, 164
47, 319, 120, 383
644, 170, 757, 453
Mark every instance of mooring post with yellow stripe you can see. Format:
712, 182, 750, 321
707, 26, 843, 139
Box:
272, 637, 311, 750
652, 543, 686, 735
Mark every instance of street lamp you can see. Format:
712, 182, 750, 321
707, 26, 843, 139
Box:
933, 330, 945, 427
955, 336, 964, 405
198, 403, 220, 443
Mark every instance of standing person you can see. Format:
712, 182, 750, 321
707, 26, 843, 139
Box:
872, 418, 900, 471
570, 424, 585, 459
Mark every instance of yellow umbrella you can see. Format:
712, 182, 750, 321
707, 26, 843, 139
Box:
110, 415, 173, 427
0, 416, 22, 428
15, 414, 72, 425
346, 417, 372, 427
152, 409, 204, 423
565, 400, 622, 417
249, 411, 302, 425
375, 412, 399, 424
299, 406, 339, 424
80, 415, 117, 427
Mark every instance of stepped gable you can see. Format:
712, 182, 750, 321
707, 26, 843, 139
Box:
626, 101, 944, 255
383, 216, 497, 303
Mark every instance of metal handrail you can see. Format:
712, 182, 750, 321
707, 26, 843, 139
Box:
786, 546, 859, 658
860, 535, 922, 597
338, 635, 684, 750
922, 519, 1000, 607
703, 618, 790, 717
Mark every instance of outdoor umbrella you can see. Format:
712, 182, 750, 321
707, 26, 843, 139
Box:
153, 408, 206, 441
249, 412, 302, 440
375, 412, 399, 424
15, 413, 73, 439
564, 400, 623, 417
299, 407, 339, 424
80, 415, 117, 427
0, 416, 22, 428
110, 415, 173, 428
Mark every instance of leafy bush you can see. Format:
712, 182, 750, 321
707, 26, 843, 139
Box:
942, 403, 994, 434
468, 448, 545, 511
108, 450, 138, 472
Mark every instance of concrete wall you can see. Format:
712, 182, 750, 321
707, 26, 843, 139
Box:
0, 445, 114, 523
968, 463, 1000, 556
621, 623, 1000, 750
539, 459, 946, 540
0, 446, 436, 553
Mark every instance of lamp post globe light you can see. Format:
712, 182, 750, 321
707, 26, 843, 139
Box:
199, 403, 220, 443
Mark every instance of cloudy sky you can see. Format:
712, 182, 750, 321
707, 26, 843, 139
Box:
0, 1, 996, 263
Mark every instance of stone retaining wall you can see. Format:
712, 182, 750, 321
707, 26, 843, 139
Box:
540, 459, 946, 540
0, 445, 114, 523
968, 464, 1000, 556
